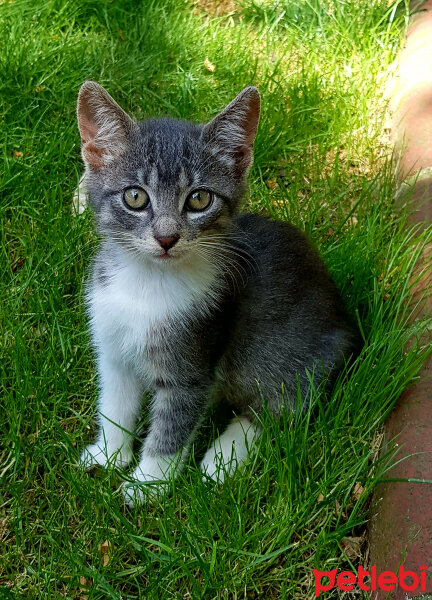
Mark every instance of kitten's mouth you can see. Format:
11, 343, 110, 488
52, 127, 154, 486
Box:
158, 251, 175, 260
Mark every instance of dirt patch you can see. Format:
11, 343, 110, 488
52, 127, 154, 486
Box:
192, 0, 240, 17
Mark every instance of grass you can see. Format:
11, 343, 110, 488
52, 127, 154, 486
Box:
1, 0, 430, 598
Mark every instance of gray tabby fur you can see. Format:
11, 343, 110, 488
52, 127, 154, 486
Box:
77, 81, 357, 504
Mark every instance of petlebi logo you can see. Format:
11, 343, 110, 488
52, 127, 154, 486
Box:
312, 565, 428, 596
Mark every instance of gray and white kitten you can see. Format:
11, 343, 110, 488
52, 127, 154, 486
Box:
77, 81, 357, 505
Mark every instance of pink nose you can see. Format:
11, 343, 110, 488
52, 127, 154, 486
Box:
156, 235, 180, 251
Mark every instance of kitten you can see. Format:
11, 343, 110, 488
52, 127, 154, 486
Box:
77, 81, 357, 505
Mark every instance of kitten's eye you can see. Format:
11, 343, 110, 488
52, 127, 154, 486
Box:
185, 190, 213, 212
123, 187, 150, 210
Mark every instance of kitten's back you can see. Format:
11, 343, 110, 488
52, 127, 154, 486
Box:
217, 213, 358, 413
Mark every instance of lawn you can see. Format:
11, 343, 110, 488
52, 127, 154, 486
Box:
1, 0, 430, 598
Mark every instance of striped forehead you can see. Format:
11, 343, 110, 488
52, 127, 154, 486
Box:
132, 120, 205, 208
138, 163, 191, 190
135, 163, 191, 213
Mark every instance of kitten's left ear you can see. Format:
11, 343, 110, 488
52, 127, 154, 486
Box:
77, 81, 135, 170
202, 86, 260, 173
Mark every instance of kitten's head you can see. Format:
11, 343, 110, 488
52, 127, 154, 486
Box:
77, 81, 260, 264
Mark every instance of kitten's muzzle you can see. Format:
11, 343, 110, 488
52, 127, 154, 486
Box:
155, 235, 180, 252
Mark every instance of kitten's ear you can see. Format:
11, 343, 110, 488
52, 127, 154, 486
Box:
202, 86, 260, 173
77, 81, 135, 169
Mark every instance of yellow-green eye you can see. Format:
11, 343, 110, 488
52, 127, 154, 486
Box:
123, 187, 150, 210
185, 190, 213, 212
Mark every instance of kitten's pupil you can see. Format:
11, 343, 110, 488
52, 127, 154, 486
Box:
123, 187, 149, 210
186, 190, 212, 212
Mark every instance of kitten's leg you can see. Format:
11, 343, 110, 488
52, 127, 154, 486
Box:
122, 387, 207, 505
200, 416, 261, 483
80, 354, 143, 469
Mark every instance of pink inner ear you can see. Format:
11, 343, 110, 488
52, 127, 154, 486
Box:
83, 141, 106, 168
77, 81, 134, 170
205, 87, 260, 159
78, 103, 99, 145
79, 102, 106, 168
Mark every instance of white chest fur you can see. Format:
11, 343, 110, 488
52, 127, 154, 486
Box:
87, 251, 220, 376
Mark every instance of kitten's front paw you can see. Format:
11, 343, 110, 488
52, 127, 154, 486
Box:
201, 418, 260, 483
200, 443, 232, 483
121, 455, 176, 506
121, 480, 162, 507
79, 443, 133, 470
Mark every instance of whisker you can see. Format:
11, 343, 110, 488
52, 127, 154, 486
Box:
197, 240, 259, 274
198, 248, 250, 284
199, 233, 259, 266
195, 244, 248, 292
197, 249, 241, 294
